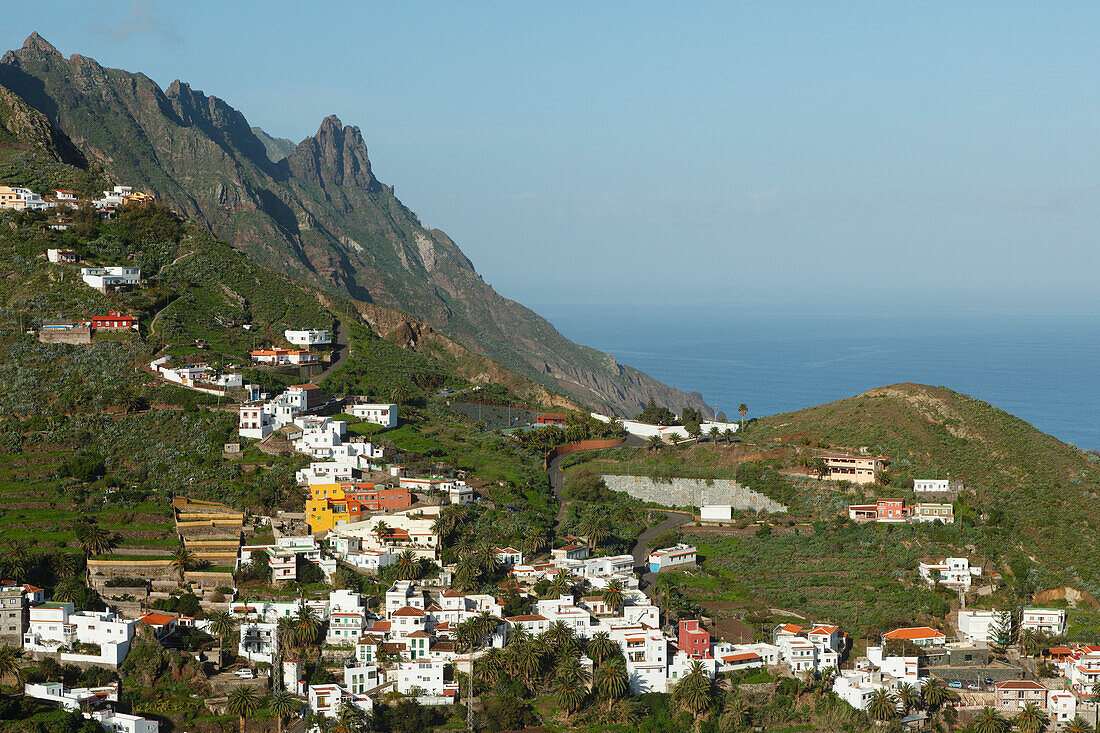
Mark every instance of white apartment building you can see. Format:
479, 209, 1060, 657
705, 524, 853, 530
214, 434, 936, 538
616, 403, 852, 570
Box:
349, 402, 398, 428
648, 544, 697, 573
914, 479, 951, 493
293, 416, 348, 458
1048, 691, 1077, 724
714, 642, 779, 673
238, 621, 277, 663
285, 329, 331, 346
913, 503, 955, 524
0, 186, 52, 211
919, 557, 981, 589
81, 267, 141, 291
957, 609, 1011, 645
581, 555, 635, 578
343, 662, 380, 695
493, 547, 523, 567
328, 612, 367, 646
295, 442, 384, 485
394, 658, 452, 696
24, 603, 135, 666
866, 646, 920, 687
772, 623, 843, 674
1021, 608, 1066, 635
610, 624, 669, 694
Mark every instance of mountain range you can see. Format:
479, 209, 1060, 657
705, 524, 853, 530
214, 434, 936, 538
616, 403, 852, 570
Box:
0, 33, 710, 417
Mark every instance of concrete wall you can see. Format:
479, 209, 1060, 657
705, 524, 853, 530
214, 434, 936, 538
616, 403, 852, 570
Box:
600, 475, 787, 513
38, 328, 91, 344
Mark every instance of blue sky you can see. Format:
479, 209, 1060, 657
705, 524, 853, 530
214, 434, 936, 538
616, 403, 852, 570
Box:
5, 1, 1099, 313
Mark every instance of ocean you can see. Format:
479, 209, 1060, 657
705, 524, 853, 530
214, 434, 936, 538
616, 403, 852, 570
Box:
533, 305, 1100, 451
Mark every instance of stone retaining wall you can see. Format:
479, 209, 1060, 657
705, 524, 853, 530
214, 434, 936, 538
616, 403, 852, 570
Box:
600, 475, 787, 513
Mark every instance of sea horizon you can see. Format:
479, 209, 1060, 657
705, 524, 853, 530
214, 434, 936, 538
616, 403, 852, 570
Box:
531, 303, 1100, 451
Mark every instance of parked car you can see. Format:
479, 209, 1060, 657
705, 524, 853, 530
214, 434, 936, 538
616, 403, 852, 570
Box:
984, 677, 995, 685
948, 681, 963, 689
234, 668, 255, 679
967, 683, 979, 690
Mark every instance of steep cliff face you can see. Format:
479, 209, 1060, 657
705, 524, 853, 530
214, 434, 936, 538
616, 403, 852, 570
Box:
0, 33, 711, 417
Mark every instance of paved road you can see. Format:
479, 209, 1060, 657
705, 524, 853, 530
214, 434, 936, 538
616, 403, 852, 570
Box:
546, 433, 691, 592
312, 317, 349, 383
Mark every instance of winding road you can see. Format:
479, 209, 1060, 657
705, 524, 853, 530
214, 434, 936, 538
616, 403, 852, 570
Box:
311, 317, 349, 384
547, 434, 693, 591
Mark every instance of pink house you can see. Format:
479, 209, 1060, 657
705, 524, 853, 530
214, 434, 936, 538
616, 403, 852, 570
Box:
678, 619, 711, 659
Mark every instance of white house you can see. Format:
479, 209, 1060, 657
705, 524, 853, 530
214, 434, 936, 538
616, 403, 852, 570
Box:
866, 646, 920, 687
581, 555, 635, 578
24, 681, 118, 711
394, 658, 453, 696
284, 329, 331, 346
86, 709, 159, 733
493, 547, 523, 567
23, 604, 135, 666
1021, 608, 1066, 636
700, 505, 733, 522
349, 402, 398, 428
609, 624, 669, 694
343, 662, 380, 695
914, 479, 951, 493
648, 544, 697, 573
238, 620, 277, 664
308, 684, 372, 719
47, 248, 79, 263
1048, 690, 1077, 724
81, 266, 141, 291
957, 609, 1011, 645
833, 669, 891, 711
918, 557, 981, 590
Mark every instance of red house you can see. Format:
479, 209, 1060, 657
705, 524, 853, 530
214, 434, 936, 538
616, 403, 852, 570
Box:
536, 412, 568, 425
678, 619, 711, 659
90, 311, 135, 330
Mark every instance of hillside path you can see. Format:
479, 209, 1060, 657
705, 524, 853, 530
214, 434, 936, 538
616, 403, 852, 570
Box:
311, 317, 349, 383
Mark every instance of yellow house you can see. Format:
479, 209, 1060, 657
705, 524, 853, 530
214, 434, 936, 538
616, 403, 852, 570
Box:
306, 482, 347, 534
305, 482, 412, 534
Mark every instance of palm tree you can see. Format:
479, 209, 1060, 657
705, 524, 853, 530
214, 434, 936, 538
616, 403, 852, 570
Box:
227, 685, 261, 733
895, 682, 920, 714
673, 660, 713, 733
334, 701, 369, 733
867, 688, 897, 722
209, 611, 237, 670
52, 579, 84, 604
545, 621, 575, 652
454, 554, 479, 592
372, 520, 390, 546
0, 645, 23, 691
548, 571, 573, 598
51, 552, 80, 580
474, 544, 499, 574
648, 434, 663, 452
293, 603, 320, 650
1065, 717, 1094, 733
170, 546, 196, 583
76, 520, 114, 560
723, 428, 734, 444
971, 706, 1009, 733
586, 631, 615, 666
708, 426, 720, 446
1014, 701, 1048, 733
600, 579, 625, 614
390, 387, 408, 406
521, 531, 548, 559
394, 550, 420, 581
686, 423, 702, 444
593, 657, 628, 711
268, 690, 298, 733
553, 662, 588, 719
476, 647, 505, 687
921, 677, 949, 712
578, 514, 610, 552
737, 403, 748, 430
718, 692, 751, 731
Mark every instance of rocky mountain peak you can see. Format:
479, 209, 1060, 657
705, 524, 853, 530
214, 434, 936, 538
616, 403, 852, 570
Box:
21, 33, 61, 58
286, 115, 379, 191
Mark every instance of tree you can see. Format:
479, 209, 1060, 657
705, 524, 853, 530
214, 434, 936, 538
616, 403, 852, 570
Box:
586, 631, 615, 666
718, 692, 751, 731
476, 647, 505, 687
686, 422, 702, 444
76, 520, 114, 560
708, 426, 720, 446
0, 645, 23, 690
673, 660, 713, 732
1014, 701, 1048, 733
895, 682, 920, 714
648, 434, 664, 452
737, 403, 748, 430
209, 612, 237, 670
867, 688, 897, 722
548, 571, 573, 598
170, 546, 196, 583
971, 706, 1009, 733
334, 701, 369, 733
593, 657, 628, 710
394, 550, 421, 581
390, 387, 409, 406
372, 520, 390, 546
227, 685, 261, 733
988, 611, 1014, 657
293, 603, 321, 650
578, 514, 611, 552
723, 428, 735, 444
553, 661, 588, 718
455, 554, 479, 592
1065, 717, 1095, 733
921, 676, 949, 712
269, 690, 299, 733
600, 579, 625, 614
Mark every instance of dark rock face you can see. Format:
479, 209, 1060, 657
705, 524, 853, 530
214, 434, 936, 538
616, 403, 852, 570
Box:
0, 33, 712, 417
